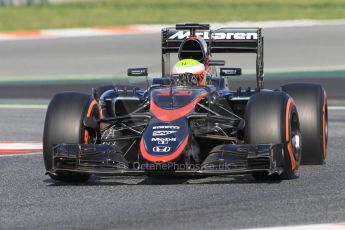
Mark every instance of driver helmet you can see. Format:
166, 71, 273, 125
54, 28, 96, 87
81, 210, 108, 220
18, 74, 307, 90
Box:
172, 59, 206, 85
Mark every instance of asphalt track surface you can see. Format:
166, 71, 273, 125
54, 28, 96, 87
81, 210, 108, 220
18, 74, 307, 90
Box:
0, 24, 345, 229
0, 108, 345, 230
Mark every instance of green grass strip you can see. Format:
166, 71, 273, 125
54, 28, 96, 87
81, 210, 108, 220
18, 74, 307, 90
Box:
1, 0, 345, 31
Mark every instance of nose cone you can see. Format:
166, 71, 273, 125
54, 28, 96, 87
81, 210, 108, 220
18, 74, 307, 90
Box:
140, 118, 189, 163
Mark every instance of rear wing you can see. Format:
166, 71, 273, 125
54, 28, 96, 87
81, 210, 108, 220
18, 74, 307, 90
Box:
161, 27, 264, 88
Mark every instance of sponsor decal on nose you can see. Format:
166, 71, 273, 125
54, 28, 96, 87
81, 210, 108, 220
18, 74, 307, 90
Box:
152, 130, 177, 136
151, 138, 177, 145
153, 146, 171, 153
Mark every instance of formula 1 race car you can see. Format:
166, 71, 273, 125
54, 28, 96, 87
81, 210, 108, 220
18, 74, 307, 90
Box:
43, 23, 328, 182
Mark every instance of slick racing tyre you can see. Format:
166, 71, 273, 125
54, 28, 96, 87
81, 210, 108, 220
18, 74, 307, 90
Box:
281, 83, 328, 165
43, 92, 99, 182
245, 91, 301, 180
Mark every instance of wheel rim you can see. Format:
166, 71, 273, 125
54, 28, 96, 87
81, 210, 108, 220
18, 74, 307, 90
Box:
290, 111, 301, 161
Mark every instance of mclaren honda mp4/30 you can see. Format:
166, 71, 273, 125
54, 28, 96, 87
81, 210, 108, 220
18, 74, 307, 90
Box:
43, 24, 328, 182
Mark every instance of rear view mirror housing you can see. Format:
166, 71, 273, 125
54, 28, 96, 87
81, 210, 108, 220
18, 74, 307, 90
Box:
220, 68, 242, 76
208, 60, 225, 66
127, 68, 148, 77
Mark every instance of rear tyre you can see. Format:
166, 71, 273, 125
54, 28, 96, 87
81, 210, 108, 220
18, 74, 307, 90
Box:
281, 83, 327, 165
245, 91, 301, 180
43, 92, 99, 182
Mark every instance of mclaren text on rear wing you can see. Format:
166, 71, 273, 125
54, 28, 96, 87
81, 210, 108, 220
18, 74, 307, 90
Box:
169, 30, 258, 40
162, 28, 262, 53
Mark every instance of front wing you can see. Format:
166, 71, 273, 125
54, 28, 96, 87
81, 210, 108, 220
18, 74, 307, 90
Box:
47, 143, 285, 177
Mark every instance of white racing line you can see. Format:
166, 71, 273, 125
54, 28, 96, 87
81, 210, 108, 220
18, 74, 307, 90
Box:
329, 106, 345, 110
0, 104, 48, 109
242, 223, 345, 230
0, 142, 42, 157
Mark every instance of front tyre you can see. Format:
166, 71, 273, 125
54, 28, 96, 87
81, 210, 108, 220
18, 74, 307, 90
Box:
43, 92, 99, 182
281, 83, 327, 165
245, 91, 301, 180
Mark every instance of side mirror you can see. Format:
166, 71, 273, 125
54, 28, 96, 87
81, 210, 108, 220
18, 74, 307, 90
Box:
220, 68, 242, 76
127, 68, 148, 77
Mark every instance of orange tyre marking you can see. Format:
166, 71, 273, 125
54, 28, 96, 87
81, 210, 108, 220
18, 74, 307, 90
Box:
83, 100, 97, 144
285, 98, 297, 171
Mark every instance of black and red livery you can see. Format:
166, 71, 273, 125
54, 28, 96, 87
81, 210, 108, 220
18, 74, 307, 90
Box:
43, 24, 328, 182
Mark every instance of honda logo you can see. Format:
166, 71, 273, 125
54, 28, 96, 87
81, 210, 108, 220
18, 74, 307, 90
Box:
153, 146, 171, 153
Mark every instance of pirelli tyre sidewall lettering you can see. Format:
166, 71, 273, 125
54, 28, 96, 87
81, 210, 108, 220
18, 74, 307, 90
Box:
168, 31, 258, 40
